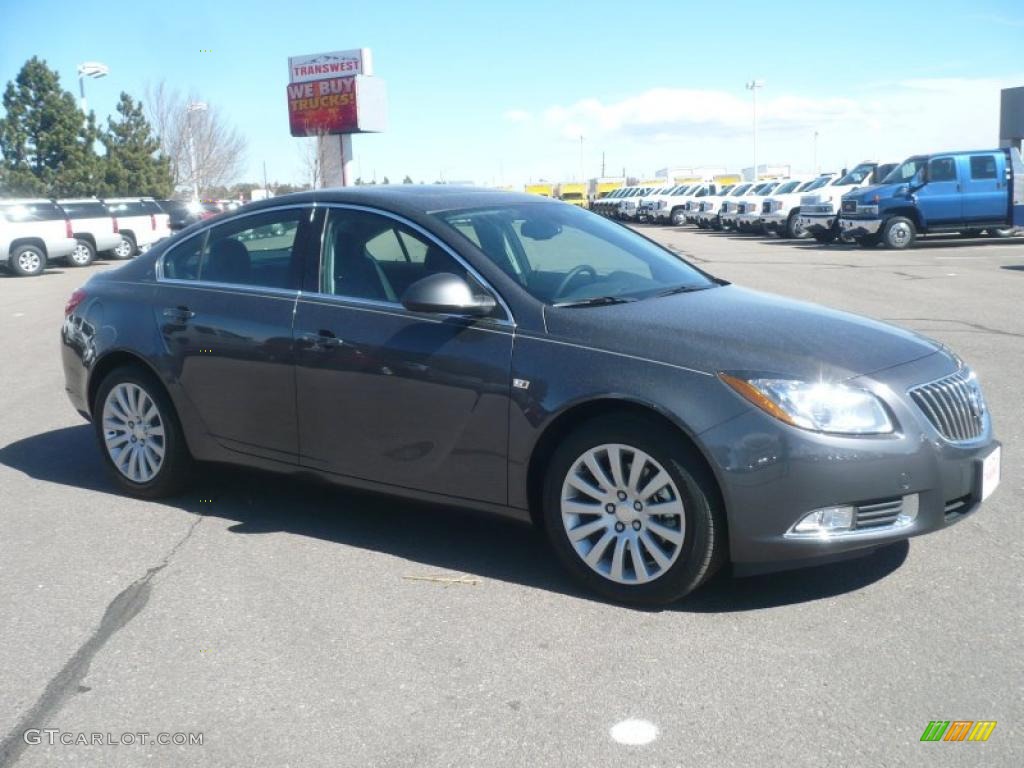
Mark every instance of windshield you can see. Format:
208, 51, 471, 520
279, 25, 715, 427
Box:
836, 163, 875, 186
729, 183, 752, 196
883, 157, 926, 184
751, 182, 776, 195
718, 185, 734, 195
801, 176, 832, 192
438, 203, 716, 304
774, 181, 801, 194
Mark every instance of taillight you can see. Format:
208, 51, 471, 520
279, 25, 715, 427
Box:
150, 214, 157, 230
65, 218, 73, 238
112, 216, 119, 233
65, 288, 87, 316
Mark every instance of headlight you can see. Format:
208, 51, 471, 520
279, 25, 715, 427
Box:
858, 204, 879, 215
719, 374, 894, 434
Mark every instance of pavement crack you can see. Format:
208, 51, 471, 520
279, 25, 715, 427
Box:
883, 317, 1024, 340
0, 514, 202, 768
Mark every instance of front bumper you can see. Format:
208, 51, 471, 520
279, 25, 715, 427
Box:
761, 212, 786, 233
798, 214, 834, 235
700, 351, 999, 572
840, 216, 883, 238
736, 213, 762, 229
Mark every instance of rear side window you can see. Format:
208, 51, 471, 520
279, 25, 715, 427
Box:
969, 155, 997, 180
106, 201, 149, 217
0, 202, 66, 221
61, 202, 109, 218
928, 157, 958, 182
139, 200, 164, 214
162, 208, 307, 289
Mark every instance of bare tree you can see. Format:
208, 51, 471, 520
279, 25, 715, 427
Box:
144, 80, 248, 197
297, 129, 329, 190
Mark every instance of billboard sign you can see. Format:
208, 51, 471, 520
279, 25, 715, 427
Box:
288, 48, 373, 84
287, 75, 387, 137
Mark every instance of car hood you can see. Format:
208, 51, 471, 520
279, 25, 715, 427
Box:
544, 285, 940, 380
844, 182, 905, 204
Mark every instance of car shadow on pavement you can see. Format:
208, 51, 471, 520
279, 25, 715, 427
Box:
2, 425, 908, 613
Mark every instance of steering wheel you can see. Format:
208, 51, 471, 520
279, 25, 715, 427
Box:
554, 265, 597, 299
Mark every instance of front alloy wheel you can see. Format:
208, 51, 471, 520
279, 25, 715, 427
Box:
561, 444, 685, 585
543, 415, 724, 605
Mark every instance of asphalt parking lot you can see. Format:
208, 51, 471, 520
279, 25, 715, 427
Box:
1, 230, 1021, 768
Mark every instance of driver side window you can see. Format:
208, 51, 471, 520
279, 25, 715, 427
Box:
927, 157, 958, 183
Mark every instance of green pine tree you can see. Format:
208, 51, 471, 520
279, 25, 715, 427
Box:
0, 56, 103, 196
101, 92, 173, 198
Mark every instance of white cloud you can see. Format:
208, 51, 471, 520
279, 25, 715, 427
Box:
502, 109, 532, 123
507, 74, 1024, 178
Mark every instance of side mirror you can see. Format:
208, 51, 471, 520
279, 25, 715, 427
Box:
401, 272, 497, 317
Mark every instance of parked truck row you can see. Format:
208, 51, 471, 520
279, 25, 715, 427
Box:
587, 147, 1024, 249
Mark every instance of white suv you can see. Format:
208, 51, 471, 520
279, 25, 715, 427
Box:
0, 200, 77, 277
695, 185, 742, 228
58, 198, 122, 266
101, 197, 172, 258
759, 174, 838, 238
795, 162, 898, 243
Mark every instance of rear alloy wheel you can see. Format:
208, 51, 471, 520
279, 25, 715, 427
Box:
9, 244, 46, 276
111, 235, 135, 260
95, 366, 192, 497
881, 217, 916, 249
67, 238, 95, 267
543, 415, 724, 605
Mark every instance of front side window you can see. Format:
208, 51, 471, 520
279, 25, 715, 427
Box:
438, 203, 716, 305
884, 157, 926, 184
321, 209, 473, 302
162, 208, 306, 289
928, 157, 958, 182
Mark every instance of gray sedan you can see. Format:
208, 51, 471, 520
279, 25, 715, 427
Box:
60, 187, 1000, 605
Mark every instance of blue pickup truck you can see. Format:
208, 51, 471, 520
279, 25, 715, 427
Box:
839, 147, 1024, 248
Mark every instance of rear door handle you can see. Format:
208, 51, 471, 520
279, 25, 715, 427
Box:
298, 330, 343, 349
162, 306, 195, 322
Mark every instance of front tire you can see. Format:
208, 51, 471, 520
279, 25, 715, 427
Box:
542, 414, 725, 605
881, 216, 916, 249
9, 244, 47, 276
785, 211, 807, 239
67, 238, 96, 267
670, 208, 686, 226
94, 365, 192, 498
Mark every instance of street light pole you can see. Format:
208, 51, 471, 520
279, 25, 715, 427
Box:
745, 79, 764, 181
76, 62, 109, 113
186, 101, 208, 201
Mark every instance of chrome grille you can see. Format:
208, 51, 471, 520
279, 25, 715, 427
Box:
761, 201, 772, 214
841, 199, 857, 214
854, 497, 903, 529
909, 368, 985, 442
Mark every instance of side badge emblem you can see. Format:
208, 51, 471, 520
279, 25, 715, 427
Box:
513, 378, 530, 390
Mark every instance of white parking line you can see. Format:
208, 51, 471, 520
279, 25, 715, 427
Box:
610, 718, 659, 746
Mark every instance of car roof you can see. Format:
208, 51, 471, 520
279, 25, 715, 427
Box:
238, 185, 553, 216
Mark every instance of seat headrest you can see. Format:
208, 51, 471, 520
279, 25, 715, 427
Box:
204, 238, 250, 284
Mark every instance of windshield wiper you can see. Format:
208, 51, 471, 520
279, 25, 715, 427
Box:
552, 295, 637, 308
655, 284, 714, 298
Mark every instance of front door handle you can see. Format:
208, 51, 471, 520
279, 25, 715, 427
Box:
162, 306, 195, 322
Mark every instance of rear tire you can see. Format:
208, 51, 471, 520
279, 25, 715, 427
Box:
67, 238, 95, 267
93, 365, 193, 498
542, 414, 725, 605
9, 244, 47, 276
110, 235, 136, 260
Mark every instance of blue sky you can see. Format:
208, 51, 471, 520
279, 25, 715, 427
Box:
2, 0, 1023, 188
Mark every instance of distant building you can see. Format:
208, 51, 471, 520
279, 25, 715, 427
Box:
741, 164, 791, 181
1000, 86, 1024, 152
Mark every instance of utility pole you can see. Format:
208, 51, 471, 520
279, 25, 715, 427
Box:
601, 151, 606, 177
746, 79, 765, 181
